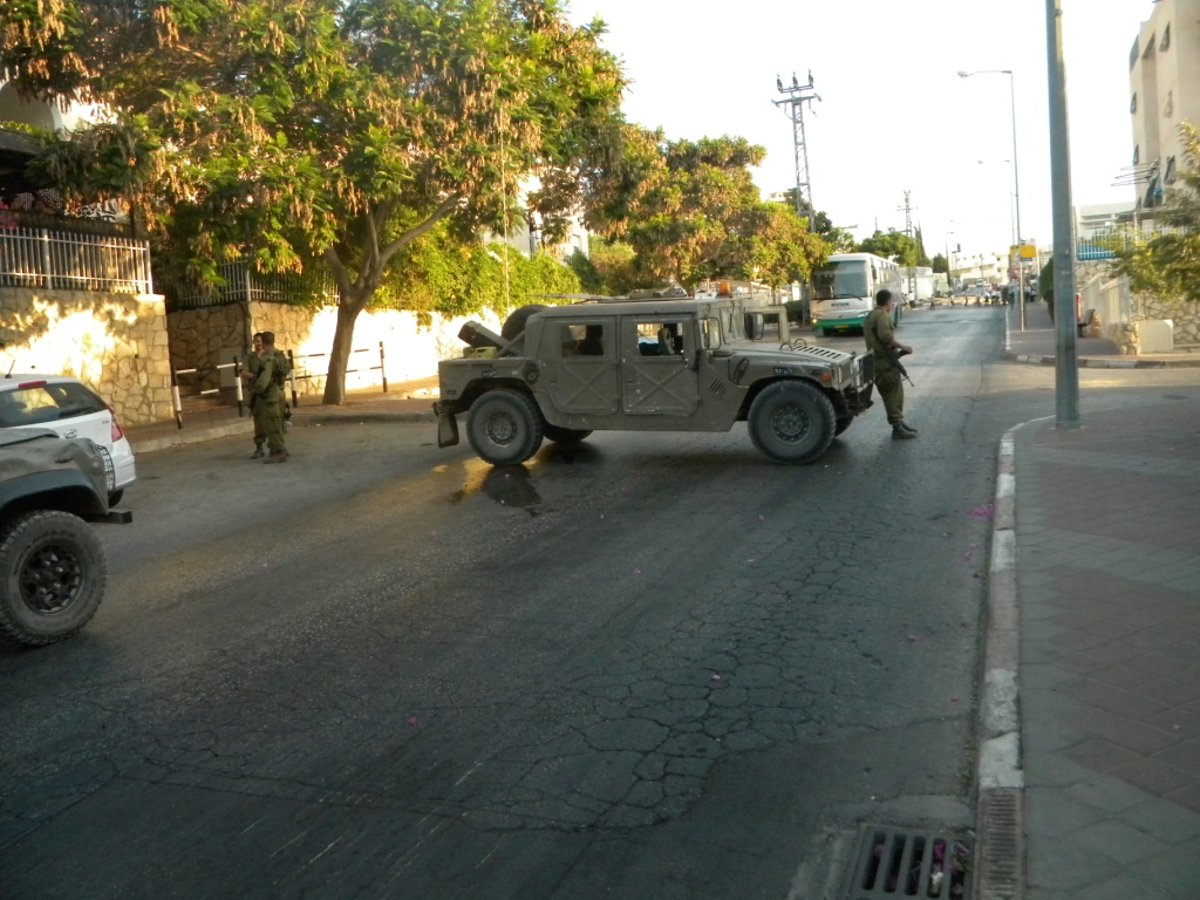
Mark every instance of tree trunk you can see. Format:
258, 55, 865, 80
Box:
322, 291, 369, 405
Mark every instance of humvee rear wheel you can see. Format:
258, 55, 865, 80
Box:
748, 381, 836, 464
0, 510, 107, 647
501, 304, 547, 341
467, 389, 545, 465
543, 424, 593, 444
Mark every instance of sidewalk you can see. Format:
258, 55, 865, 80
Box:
1005, 300, 1200, 368
990, 403, 1200, 898
124, 376, 440, 454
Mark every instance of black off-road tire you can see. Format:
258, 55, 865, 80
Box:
747, 380, 836, 464
0, 510, 108, 647
466, 389, 545, 466
543, 424, 593, 444
500, 304, 547, 341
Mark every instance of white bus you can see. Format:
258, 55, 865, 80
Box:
810, 252, 904, 335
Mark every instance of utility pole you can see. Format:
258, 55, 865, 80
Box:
1046, 0, 1079, 426
900, 191, 917, 303
774, 71, 820, 230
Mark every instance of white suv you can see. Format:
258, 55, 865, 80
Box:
0, 375, 137, 504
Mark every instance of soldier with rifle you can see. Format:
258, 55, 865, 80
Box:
863, 289, 918, 440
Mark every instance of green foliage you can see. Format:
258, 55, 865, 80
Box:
1039, 258, 1054, 320
585, 237, 639, 294
857, 229, 920, 267
1114, 124, 1200, 305
584, 127, 826, 288
931, 253, 948, 274
565, 248, 603, 293
385, 224, 580, 318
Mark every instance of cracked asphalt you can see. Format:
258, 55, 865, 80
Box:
2, 307, 1052, 898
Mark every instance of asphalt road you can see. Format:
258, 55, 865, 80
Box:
4, 306, 1187, 898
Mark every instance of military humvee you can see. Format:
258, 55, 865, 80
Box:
434, 293, 875, 466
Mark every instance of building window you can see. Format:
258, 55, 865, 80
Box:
1133, 145, 1139, 165
1165, 156, 1176, 185
1164, 90, 1173, 117
1130, 92, 1137, 113
1160, 24, 1170, 51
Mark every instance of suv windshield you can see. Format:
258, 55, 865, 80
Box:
0, 381, 107, 428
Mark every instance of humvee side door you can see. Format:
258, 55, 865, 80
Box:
620, 314, 700, 415
542, 317, 620, 414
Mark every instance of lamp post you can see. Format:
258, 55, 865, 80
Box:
959, 68, 1025, 330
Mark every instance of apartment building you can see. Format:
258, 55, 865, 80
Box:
1129, 0, 1200, 218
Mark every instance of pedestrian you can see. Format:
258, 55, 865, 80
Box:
252, 331, 289, 463
864, 289, 917, 440
241, 332, 267, 458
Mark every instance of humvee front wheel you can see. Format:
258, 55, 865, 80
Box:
748, 381, 836, 464
0, 510, 108, 646
467, 389, 545, 465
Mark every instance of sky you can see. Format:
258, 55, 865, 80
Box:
567, 0, 1155, 264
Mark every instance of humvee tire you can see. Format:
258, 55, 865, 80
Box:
543, 424, 592, 444
501, 304, 547, 341
747, 381, 836, 464
0, 509, 108, 646
467, 389, 545, 465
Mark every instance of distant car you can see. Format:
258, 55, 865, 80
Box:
0, 375, 136, 505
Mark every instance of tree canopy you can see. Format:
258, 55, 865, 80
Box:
2, 0, 626, 402
584, 126, 826, 288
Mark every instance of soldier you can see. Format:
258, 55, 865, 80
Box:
252, 332, 289, 463
863, 289, 917, 440
241, 332, 267, 458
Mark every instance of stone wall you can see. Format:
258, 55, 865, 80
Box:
0, 287, 174, 425
1078, 260, 1200, 351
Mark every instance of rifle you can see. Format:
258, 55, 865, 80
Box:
887, 346, 915, 386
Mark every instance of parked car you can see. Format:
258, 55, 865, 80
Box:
0, 375, 136, 505
0, 429, 131, 646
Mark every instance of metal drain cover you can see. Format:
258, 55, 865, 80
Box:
842, 824, 973, 898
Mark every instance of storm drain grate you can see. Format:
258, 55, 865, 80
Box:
842, 824, 973, 899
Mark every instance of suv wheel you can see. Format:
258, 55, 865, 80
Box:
748, 381, 836, 464
0, 510, 108, 646
466, 389, 545, 466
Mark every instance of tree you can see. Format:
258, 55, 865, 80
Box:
931, 253, 948, 275
1115, 123, 1200, 305
1, 0, 625, 403
585, 127, 825, 287
856, 229, 920, 266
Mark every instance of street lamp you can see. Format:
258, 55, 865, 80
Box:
959, 68, 1025, 330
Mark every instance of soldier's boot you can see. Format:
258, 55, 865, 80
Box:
899, 421, 918, 434
251, 444, 266, 459
892, 423, 917, 440
264, 450, 289, 464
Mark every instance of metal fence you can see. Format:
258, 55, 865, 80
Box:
0, 226, 153, 294
162, 261, 336, 311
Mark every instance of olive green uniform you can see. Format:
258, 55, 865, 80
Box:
252, 355, 287, 456
243, 352, 266, 453
864, 307, 904, 426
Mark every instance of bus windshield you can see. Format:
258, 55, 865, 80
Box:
813, 260, 869, 300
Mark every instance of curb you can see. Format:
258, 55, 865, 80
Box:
1002, 350, 1200, 368
130, 418, 253, 455
972, 419, 1051, 899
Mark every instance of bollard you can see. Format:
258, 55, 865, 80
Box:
380, 341, 388, 393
